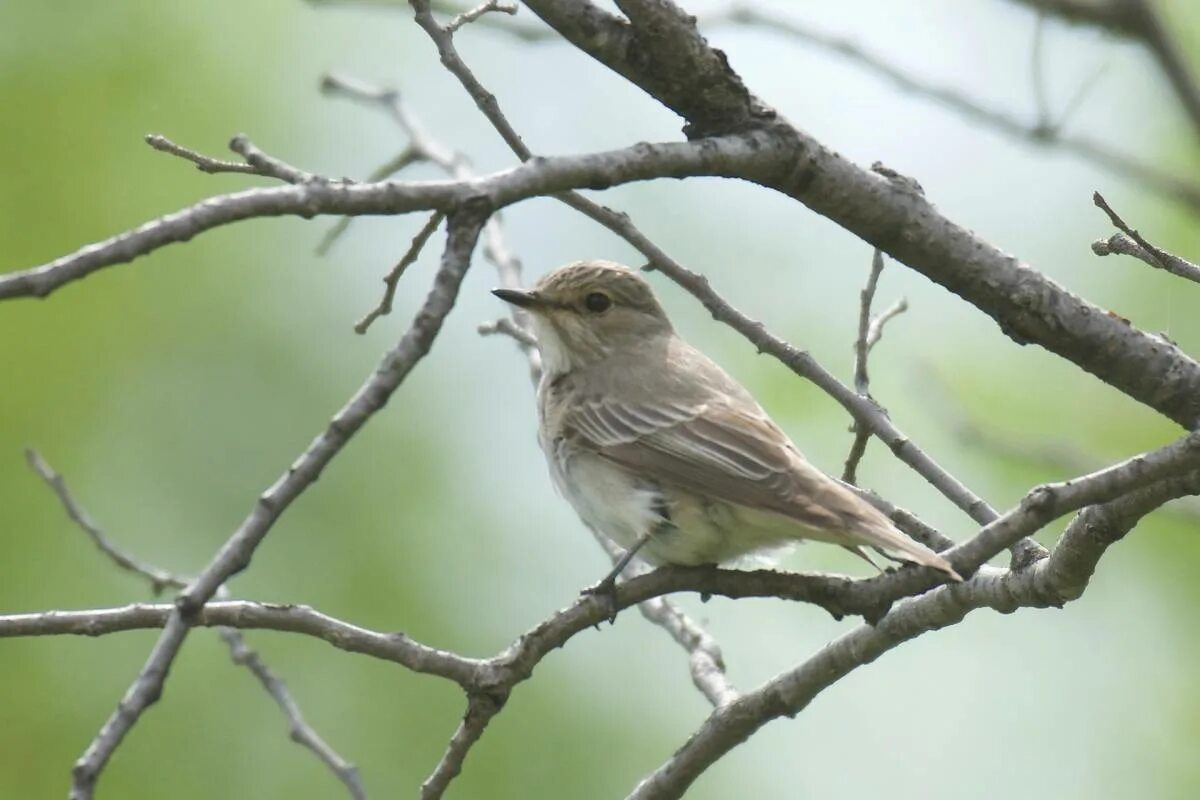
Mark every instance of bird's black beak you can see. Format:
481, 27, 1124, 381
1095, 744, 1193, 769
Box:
491, 288, 540, 309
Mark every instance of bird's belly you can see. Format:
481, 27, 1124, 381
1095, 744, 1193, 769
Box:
548, 450, 659, 554
548, 448, 792, 566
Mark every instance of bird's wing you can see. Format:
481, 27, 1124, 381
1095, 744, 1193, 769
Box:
564, 395, 961, 579
565, 396, 851, 532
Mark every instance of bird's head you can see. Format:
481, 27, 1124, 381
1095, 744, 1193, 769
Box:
492, 260, 673, 374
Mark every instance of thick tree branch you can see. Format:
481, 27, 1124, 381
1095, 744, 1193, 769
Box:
0, 132, 780, 302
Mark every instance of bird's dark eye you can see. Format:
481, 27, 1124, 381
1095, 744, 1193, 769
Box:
584, 292, 611, 313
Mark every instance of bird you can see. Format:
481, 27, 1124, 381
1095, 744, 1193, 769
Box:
492, 260, 962, 588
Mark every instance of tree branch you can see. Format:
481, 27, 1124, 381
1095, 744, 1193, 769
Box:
1092, 191, 1200, 284
0, 131, 780, 302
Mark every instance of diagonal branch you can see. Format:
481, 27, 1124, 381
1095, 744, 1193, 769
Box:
355, 210, 446, 333
218, 628, 366, 800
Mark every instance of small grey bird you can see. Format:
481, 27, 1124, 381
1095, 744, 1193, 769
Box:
493, 260, 961, 584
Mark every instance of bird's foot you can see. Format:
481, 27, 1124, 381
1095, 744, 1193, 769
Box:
581, 575, 621, 625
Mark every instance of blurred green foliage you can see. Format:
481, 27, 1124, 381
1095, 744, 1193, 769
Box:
2, 2, 1199, 799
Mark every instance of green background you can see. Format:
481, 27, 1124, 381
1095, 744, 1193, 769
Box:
2, 1, 1198, 798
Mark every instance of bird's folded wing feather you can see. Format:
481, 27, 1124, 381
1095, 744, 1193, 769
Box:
566, 397, 853, 532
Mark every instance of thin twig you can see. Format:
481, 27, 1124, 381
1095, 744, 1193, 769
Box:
865, 298, 908, 350
1092, 191, 1200, 284
145, 134, 261, 176
841, 253, 908, 485
1003, 0, 1200, 140
146, 134, 313, 184
320, 72, 536, 368
219, 629, 366, 799
444, 0, 518, 34
227, 134, 316, 184
355, 210, 446, 333
842, 250, 885, 484
25, 449, 186, 595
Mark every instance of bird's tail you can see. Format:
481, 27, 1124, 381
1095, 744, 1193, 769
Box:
851, 516, 963, 582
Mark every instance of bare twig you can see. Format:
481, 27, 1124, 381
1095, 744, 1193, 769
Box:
146, 134, 314, 184
444, 0, 518, 34
1092, 191, 1200, 284
25, 449, 186, 595
843, 250, 889, 484
355, 210, 446, 333
219, 629, 366, 800
865, 298, 908, 350
852, 249, 886, 397
145, 134, 262, 176
227, 134, 316, 184
0, 130, 779, 303
842, 252, 910, 485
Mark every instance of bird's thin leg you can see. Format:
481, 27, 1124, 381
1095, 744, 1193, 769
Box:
582, 530, 653, 622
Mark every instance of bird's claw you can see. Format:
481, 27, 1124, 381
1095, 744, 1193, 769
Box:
581, 576, 621, 624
